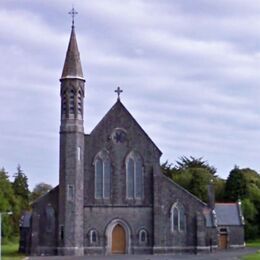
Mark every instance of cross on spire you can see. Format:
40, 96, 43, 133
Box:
68, 7, 78, 27
115, 86, 123, 100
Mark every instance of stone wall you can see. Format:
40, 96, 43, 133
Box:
30, 186, 59, 256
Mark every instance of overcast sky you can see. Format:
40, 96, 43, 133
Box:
1, 0, 260, 190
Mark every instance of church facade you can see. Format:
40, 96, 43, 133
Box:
20, 24, 245, 256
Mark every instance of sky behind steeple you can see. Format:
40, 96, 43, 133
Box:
0, 1, 260, 189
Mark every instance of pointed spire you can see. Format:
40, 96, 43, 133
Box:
60, 25, 84, 80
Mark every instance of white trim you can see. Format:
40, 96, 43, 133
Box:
84, 246, 103, 249
196, 246, 211, 250
105, 218, 131, 255
60, 76, 85, 81
153, 246, 196, 250
229, 244, 245, 248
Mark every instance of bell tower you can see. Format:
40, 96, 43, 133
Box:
58, 8, 85, 256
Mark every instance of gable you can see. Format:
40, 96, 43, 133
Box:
90, 100, 162, 156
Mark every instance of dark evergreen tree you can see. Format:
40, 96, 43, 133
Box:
225, 166, 248, 201
13, 165, 30, 209
175, 156, 217, 176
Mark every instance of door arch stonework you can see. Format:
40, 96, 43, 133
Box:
105, 219, 131, 254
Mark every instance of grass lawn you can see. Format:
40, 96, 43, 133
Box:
246, 239, 260, 248
242, 239, 260, 260
2, 243, 26, 260
242, 250, 260, 260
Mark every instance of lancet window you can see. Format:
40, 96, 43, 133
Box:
77, 90, 82, 115
126, 151, 143, 199
94, 150, 111, 199
69, 89, 75, 114
171, 202, 186, 232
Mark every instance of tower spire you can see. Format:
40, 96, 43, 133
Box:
60, 8, 84, 81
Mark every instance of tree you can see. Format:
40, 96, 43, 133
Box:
188, 168, 212, 202
162, 156, 218, 202
13, 165, 30, 210
174, 156, 217, 176
0, 168, 16, 240
225, 166, 248, 202
30, 183, 53, 202
242, 198, 258, 240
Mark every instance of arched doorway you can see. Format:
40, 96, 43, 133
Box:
105, 219, 131, 254
112, 224, 126, 254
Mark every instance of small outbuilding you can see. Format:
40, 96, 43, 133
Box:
215, 202, 245, 249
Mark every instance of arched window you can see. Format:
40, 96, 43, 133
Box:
77, 90, 82, 114
89, 229, 98, 244
62, 93, 67, 115
69, 89, 75, 114
126, 151, 143, 199
139, 229, 148, 244
94, 150, 111, 199
173, 207, 178, 231
171, 202, 186, 232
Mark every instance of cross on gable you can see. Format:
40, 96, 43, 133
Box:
115, 86, 123, 100
68, 7, 78, 26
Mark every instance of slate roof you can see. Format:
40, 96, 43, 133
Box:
60, 26, 84, 80
215, 203, 243, 226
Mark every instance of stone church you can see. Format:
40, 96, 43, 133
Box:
19, 22, 245, 256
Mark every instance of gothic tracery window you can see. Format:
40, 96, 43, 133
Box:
126, 151, 143, 199
94, 150, 111, 199
171, 202, 186, 232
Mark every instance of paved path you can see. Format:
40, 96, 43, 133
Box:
27, 248, 259, 260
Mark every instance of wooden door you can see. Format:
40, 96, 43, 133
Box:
112, 224, 126, 254
219, 234, 227, 249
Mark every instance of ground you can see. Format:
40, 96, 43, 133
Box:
27, 248, 259, 260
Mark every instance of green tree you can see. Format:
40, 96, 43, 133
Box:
0, 168, 16, 240
225, 166, 248, 201
162, 156, 219, 202
174, 156, 217, 176
242, 198, 258, 240
225, 167, 260, 239
30, 182, 53, 202
214, 177, 226, 202
13, 165, 30, 210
